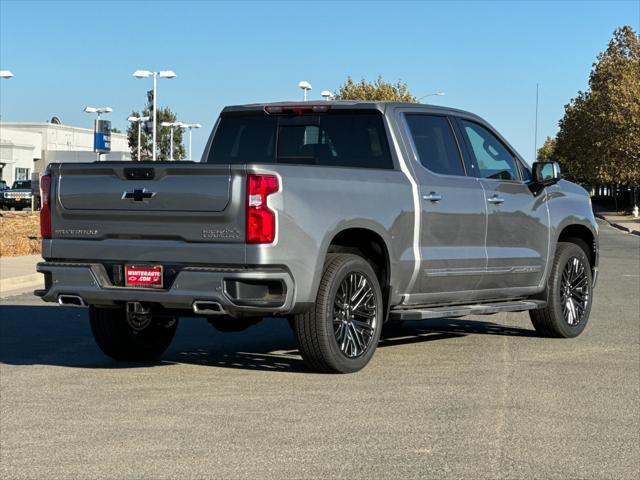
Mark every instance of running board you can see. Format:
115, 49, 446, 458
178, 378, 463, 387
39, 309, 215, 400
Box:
389, 300, 546, 321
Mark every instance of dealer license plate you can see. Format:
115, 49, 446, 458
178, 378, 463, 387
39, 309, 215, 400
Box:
124, 265, 163, 288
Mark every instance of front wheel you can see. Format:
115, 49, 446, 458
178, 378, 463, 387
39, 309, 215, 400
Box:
530, 242, 593, 338
293, 254, 383, 373
90, 306, 178, 361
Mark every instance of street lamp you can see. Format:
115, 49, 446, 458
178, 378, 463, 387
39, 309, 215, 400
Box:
161, 121, 182, 161
128, 115, 150, 161
0, 70, 14, 79
320, 90, 334, 101
84, 106, 112, 118
417, 91, 445, 102
180, 123, 202, 160
298, 80, 312, 101
133, 69, 177, 161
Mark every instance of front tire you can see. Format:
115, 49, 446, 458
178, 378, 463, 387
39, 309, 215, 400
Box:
90, 306, 178, 361
293, 254, 383, 373
530, 242, 593, 338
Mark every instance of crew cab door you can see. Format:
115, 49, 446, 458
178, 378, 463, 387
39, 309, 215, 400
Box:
456, 118, 550, 291
401, 113, 488, 303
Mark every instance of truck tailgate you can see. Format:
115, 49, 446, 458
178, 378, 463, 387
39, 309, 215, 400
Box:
50, 162, 246, 244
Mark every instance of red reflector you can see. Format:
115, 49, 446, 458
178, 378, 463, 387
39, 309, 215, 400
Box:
246, 174, 278, 244
264, 105, 330, 115
40, 174, 52, 239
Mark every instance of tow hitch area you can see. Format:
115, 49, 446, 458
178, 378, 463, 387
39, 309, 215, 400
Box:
126, 302, 153, 330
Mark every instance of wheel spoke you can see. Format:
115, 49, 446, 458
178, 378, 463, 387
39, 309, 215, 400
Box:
559, 255, 590, 327
331, 270, 377, 358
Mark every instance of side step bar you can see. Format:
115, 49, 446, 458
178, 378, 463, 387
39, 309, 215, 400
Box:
389, 300, 546, 321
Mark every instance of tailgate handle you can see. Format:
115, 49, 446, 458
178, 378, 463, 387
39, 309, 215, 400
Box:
124, 168, 155, 180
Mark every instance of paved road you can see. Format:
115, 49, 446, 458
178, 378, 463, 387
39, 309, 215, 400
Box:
1, 220, 638, 479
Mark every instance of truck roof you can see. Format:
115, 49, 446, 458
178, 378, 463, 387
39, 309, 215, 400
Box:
221, 100, 482, 120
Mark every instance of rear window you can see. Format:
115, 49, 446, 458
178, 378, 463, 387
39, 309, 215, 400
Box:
207, 110, 393, 169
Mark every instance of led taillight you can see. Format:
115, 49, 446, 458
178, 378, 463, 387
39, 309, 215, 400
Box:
246, 174, 278, 244
40, 173, 52, 239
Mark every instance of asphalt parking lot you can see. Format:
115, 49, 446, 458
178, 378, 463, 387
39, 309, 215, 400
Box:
1, 219, 638, 479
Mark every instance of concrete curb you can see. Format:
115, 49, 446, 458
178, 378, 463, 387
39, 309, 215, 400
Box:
595, 213, 640, 237
0, 273, 43, 299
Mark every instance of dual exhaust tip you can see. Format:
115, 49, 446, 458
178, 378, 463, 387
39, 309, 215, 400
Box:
57, 294, 86, 307
57, 295, 226, 315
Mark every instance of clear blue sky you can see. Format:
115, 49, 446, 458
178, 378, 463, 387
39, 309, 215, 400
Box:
1, 0, 638, 163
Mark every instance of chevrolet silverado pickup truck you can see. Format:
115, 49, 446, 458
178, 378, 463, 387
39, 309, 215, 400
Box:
36, 101, 599, 373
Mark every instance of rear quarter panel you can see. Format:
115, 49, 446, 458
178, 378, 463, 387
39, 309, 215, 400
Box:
244, 164, 415, 306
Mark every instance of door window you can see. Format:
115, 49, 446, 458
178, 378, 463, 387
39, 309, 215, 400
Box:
460, 120, 520, 181
405, 115, 466, 176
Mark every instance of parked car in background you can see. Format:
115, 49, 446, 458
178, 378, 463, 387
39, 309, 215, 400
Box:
36, 101, 599, 373
1, 180, 33, 210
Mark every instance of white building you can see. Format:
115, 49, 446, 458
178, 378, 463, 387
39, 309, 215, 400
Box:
0, 120, 131, 186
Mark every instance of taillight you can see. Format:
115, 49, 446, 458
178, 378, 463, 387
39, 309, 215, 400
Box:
40, 174, 52, 239
246, 174, 279, 244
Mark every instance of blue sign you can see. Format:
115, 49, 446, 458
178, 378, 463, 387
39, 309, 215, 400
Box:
94, 119, 112, 153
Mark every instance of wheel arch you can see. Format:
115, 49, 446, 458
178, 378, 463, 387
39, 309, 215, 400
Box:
557, 223, 597, 269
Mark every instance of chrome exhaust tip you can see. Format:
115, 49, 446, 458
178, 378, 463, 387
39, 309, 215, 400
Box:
57, 294, 86, 307
193, 301, 226, 315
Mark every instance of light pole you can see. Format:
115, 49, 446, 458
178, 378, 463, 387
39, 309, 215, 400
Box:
298, 80, 312, 101
320, 90, 334, 101
161, 121, 182, 161
84, 106, 112, 160
133, 70, 176, 161
128, 115, 150, 161
180, 123, 202, 160
417, 91, 445, 102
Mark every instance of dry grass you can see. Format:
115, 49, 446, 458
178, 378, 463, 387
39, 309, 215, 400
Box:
0, 212, 41, 257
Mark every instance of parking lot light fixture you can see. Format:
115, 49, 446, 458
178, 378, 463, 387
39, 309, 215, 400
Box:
321, 90, 334, 101
181, 123, 202, 160
128, 115, 151, 161
84, 106, 112, 118
161, 121, 181, 161
133, 69, 177, 161
298, 80, 312, 101
0, 70, 14, 79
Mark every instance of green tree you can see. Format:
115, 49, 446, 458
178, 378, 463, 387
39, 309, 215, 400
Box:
537, 136, 556, 161
554, 26, 640, 185
127, 104, 185, 161
334, 76, 417, 102
110, 127, 122, 134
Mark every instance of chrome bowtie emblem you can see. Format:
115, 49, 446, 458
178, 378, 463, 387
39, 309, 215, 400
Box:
121, 188, 156, 202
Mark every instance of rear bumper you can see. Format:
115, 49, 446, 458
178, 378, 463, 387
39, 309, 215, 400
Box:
36, 261, 295, 316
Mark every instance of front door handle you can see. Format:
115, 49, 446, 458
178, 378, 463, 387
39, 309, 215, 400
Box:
423, 192, 442, 203
487, 195, 505, 204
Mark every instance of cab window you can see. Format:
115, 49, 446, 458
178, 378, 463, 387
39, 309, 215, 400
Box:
460, 120, 520, 181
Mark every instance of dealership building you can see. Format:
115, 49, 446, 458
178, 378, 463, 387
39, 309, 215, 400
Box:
0, 119, 131, 186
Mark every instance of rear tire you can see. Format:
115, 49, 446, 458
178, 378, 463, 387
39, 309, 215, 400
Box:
90, 306, 178, 361
530, 242, 593, 338
293, 254, 383, 373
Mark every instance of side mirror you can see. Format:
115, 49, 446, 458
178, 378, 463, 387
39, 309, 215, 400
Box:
532, 161, 561, 184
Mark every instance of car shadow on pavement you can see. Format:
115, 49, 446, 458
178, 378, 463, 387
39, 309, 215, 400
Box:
0, 304, 536, 373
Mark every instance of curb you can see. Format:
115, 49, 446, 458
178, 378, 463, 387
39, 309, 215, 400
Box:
0, 273, 43, 299
594, 213, 640, 237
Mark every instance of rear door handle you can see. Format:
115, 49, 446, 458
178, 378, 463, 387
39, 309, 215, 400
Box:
423, 193, 442, 203
487, 195, 505, 204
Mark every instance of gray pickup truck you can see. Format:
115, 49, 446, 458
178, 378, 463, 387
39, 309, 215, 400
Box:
36, 101, 599, 373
